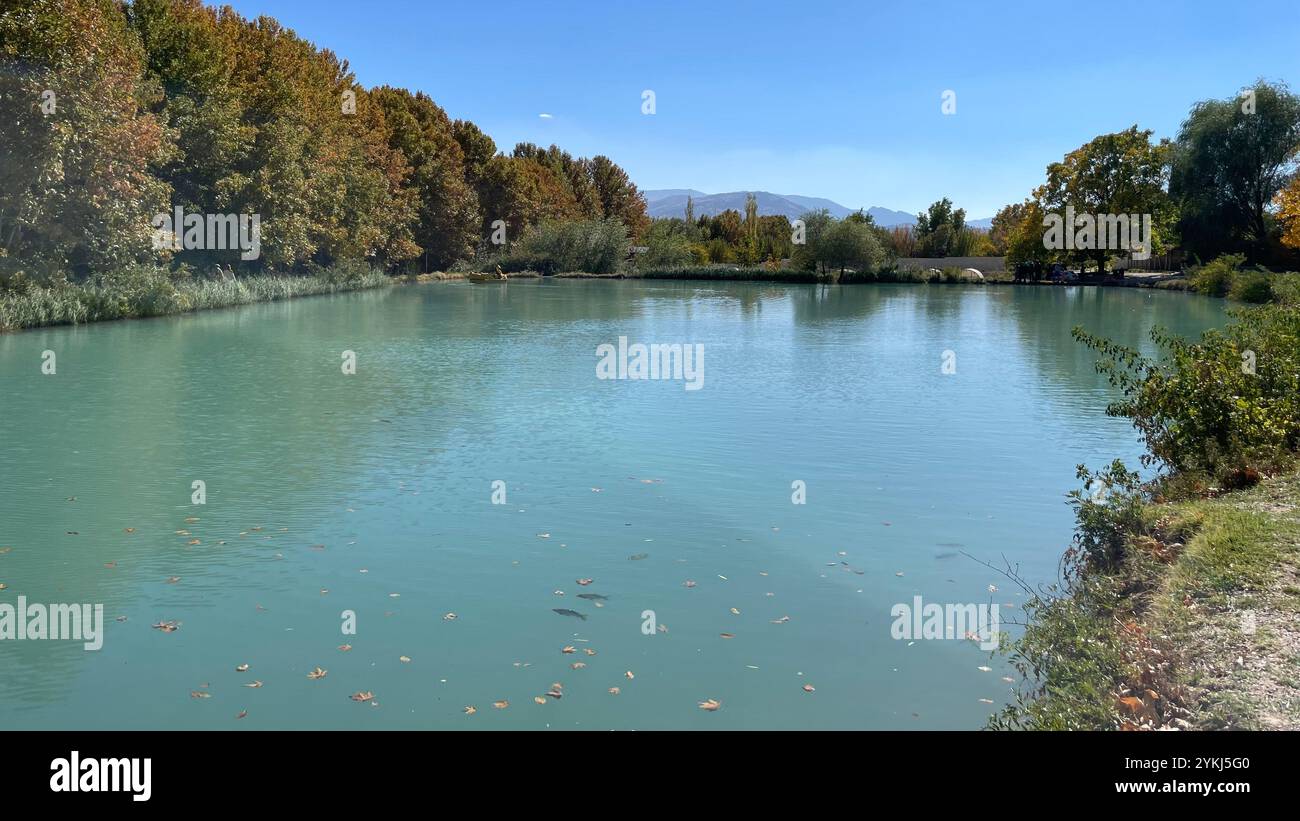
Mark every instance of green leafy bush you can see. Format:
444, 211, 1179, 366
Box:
516, 218, 628, 275
1229, 270, 1274, 303
1188, 253, 1244, 297
1073, 300, 1300, 483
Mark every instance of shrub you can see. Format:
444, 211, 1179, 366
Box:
1229, 270, 1274, 303
1188, 253, 1244, 297
1073, 300, 1300, 482
1066, 461, 1149, 572
638, 234, 694, 269
517, 218, 628, 275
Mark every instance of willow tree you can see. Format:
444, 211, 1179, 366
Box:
1171, 80, 1300, 262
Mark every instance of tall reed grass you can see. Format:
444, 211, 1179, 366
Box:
0, 266, 391, 332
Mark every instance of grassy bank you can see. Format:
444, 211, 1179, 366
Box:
992, 469, 1300, 730
0, 266, 391, 333
994, 286, 1300, 730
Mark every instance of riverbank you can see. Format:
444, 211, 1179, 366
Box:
0, 267, 391, 333
993, 468, 1300, 730
993, 283, 1300, 730
444, 264, 1192, 289
0, 264, 1195, 334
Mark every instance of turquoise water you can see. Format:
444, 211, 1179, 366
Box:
0, 280, 1226, 729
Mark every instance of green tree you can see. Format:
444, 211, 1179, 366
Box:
589, 154, 648, 239
1170, 80, 1300, 262
1039, 126, 1173, 273
373, 86, 476, 270
914, 198, 966, 257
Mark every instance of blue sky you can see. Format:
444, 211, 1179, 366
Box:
223, 0, 1300, 218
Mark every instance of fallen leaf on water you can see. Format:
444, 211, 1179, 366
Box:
492, 700, 508, 709
307, 666, 327, 680
463, 706, 477, 715
236, 664, 249, 672
338, 644, 352, 652
608, 687, 620, 695
244, 680, 263, 688
698, 699, 721, 712
351, 691, 374, 702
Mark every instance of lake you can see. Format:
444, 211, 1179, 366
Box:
0, 280, 1226, 729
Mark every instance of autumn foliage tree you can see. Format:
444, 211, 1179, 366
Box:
0, 0, 649, 279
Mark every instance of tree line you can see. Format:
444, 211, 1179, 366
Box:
0, 0, 648, 283
992, 80, 1300, 274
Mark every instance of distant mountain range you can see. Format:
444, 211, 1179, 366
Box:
642, 189, 992, 229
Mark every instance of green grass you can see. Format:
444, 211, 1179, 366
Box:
994, 470, 1300, 730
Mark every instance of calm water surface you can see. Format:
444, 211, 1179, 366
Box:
0, 280, 1226, 729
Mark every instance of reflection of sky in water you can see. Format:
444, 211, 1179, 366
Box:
0, 282, 1227, 729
